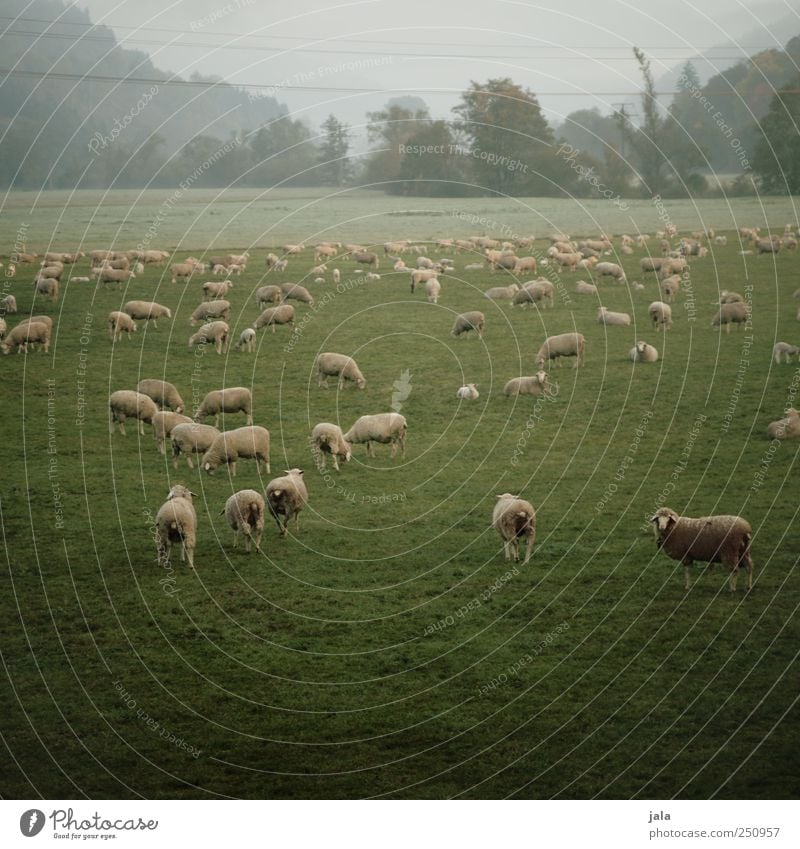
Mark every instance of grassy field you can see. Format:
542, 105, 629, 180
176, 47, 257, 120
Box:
1, 206, 799, 799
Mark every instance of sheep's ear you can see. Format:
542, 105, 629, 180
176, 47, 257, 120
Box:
189, 491, 198, 497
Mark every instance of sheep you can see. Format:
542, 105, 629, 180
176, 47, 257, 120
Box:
456, 383, 479, 400
451, 311, 485, 338
660, 274, 682, 302
135, 379, 185, 414
152, 411, 192, 454
766, 408, 800, 440
503, 371, 550, 396
105, 310, 136, 342
352, 251, 379, 269
123, 300, 172, 328
264, 253, 280, 269
310, 422, 352, 471
492, 494, 536, 564
485, 283, 520, 301
649, 301, 673, 331
189, 299, 230, 326
93, 267, 134, 290
712, 301, 749, 333
773, 342, 800, 364
1, 294, 17, 313
517, 280, 554, 308
629, 341, 659, 363
714, 235, 728, 245
597, 306, 631, 326
316, 352, 366, 390
34, 278, 59, 302
170, 423, 220, 469
513, 256, 537, 275
0, 320, 51, 354
280, 245, 302, 257
108, 390, 158, 436
332, 269, 340, 284
224, 490, 266, 553
236, 328, 256, 352
212, 264, 228, 275
756, 238, 780, 255
575, 280, 597, 295
536, 332, 585, 369
0, 317, 5, 340
315, 244, 337, 262
201, 426, 271, 476
365, 272, 381, 282
194, 387, 253, 426
16, 252, 38, 263
660, 257, 688, 277
16, 315, 53, 333
640, 257, 666, 273
410, 269, 438, 292
464, 262, 485, 271
155, 485, 197, 569
265, 468, 308, 536
280, 283, 314, 306
310, 265, 327, 276
344, 413, 407, 458
253, 304, 295, 333
102, 257, 130, 271
203, 280, 233, 300
719, 291, 744, 304
188, 321, 229, 355
594, 261, 626, 282
255, 285, 282, 307
37, 264, 62, 280
142, 249, 169, 265
425, 277, 441, 304
650, 507, 754, 591
170, 262, 196, 283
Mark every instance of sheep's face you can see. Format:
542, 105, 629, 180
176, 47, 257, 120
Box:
203, 462, 214, 474
650, 509, 678, 538
356, 378, 367, 390
636, 342, 647, 354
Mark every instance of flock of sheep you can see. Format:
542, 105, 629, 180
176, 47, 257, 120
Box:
2, 222, 797, 591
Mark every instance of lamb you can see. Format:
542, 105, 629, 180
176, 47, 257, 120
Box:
170, 262, 196, 283
152, 411, 192, 454
201, 425, 271, 475
136, 379, 185, 413
255, 285, 282, 307
170, 423, 220, 469
425, 277, 441, 304
485, 283, 520, 300
352, 251, 379, 269
344, 413, 407, 458
1, 294, 17, 313
265, 468, 308, 536
492, 494, 536, 564
123, 300, 172, 328
189, 300, 230, 326
773, 342, 800, 364
766, 408, 800, 440
203, 280, 233, 300
575, 280, 597, 295
224, 490, 266, 553
597, 306, 631, 326
108, 310, 136, 342
649, 507, 754, 591
451, 311, 485, 338
316, 352, 366, 390
456, 383, 479, 400
503, 371, 550, 396
188, 321, 229, 355
195, 387, 253, 426
155, 485, 197, 569
281, 283, 314, 306
253, 304, 295, 333
536, 332, 585, 369
0, 320, 51, 354
310, 422, 352, 471
332, 269, 340, 284
212, 264, 228, 275
236, 327, 256, 352
34, 278, 59, 302
649, 301, 673, 331
108, 390, 158, 435
712, 301, 749, 333
629, 341, 659, 363
594, 261, 626, 282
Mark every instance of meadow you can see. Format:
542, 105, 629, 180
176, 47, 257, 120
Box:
0, 192, 799, 799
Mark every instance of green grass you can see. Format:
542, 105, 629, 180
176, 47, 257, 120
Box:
1, 225, 799, 799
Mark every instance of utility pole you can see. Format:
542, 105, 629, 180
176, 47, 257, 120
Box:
612, 101, 636, 159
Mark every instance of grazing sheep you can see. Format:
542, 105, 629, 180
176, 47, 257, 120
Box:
575, 280, 597, 295
594, 261, 626, 282
629, 341, 659, 363
315, 244, 337, 262
155, 485, 197, 569
316, 352, 366, 390
265, 468, 308, 536
660, 274, 682, 302
135, 380, 185, 414
201, 426, 271, 476
236, 328, 257, 352
0, 317, 5, 340
195, 387, 253, 426
712, 301, 749, 333
332, 269, 341, 284
189, 300, 230, 326
536, 332, 585, 369
0, 320, 51, 354
456, 383, 479, 400
425, 277, 441, 304
107, 310, 136, 342
766, 408, 800, 440
170, 262, 196, 283
485, 283, 520, 301
255, 285, 282, 307
152, 411, 192, 454
352, 251, 379, 269
649, 301, 673, 331
281, 283, 314, 306
756, 237, 780, 255
227, 252, 250, 266
503, 371, 550, 396
123, 300, 172, 328
203, 280, 233, 300
34, 278, 59, 302
516, 280, 554, 308
410, 269, 438, 292
311, 422, 352, 471
224, 490, 266, 553
773, 342, 800, 364
640, 257, 666, 273
344, 413, 407, 458
718, 290, 744, 304
1, 294, 17, 313
451, 311, 485, 338
492, 494, 536, 564
650, 507, 754, 591
170, 423, 220, 469
109, 390, 158, 435
212, 264, 228, 275
597, 306, 631, 326
254, 304, 295, 333
513, 256, 538, 275
188, 321, 229, 355
16, 315, 53, 333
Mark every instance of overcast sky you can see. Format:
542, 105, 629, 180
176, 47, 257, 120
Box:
76, 0, 798, 134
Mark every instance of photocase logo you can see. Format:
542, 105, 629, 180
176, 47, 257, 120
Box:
20, 809, 45, 837
391, 369, 413, 412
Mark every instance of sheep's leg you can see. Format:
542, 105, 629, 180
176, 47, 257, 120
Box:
119, 420, 127, 437
230, 461, 237, 477
185, 454, 194, 469
730, 567, 738, 592
158, 437, 165, 455
186, 545, 194, 569
332, 454, 339, 471
253, 529, 262, 553
523, 537, 533, 565
684, 561, 691, 590
138, 419, 145, 436
233, 531, 238, 549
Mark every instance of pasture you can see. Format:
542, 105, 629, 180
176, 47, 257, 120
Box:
1, 196, 799, 799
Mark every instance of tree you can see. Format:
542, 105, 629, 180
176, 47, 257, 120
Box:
362, 102, 430, 186
754, 76, 800, 194
316, 115, 352, 186
392, 120, 471, 196
248, 116, 316, 186
624, 47, 667, 196
557, 108, 621, 161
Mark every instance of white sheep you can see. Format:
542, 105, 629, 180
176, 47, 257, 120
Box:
451, 311, 485, 338
649, 301, 673, 331
236, 328, 257, 353
170, 423, 220, 469
503, 372, 550, 396
344, 413, 407, 458
485, 283, 520, 300
265, 468, 308, 536
629, 341, 659, 363
712, 301, 749, 333
155, 485, 197, 569
492, 494, 536, 564
195, 387, 253, 426
1, 294, 17, 313
152, 411, 192, 454
189, 300, 230, 326
766, 407, 800, 440
203, 280, 233, 300
281, 283, 314, 306
575, 280, 597, 295
136, 379, 185, 413
718, 291, 744, 304
332, 269, 341, 284
34, 278, 59, 302
0, 320, 51, 354
659, 274, 682, 302
123, 300, 172, 328
594, 261, 626, 282
201, 426, 271, 476
108, 311, 137, 342
316, 352, 366, 390
170, 262, 196, 283
0, 317, 5, 340
224, 490, 266, 553
188, 321, 229, 355
517, 280, 554, 308
456, 383, 479, 400
650, 507, 754, 591
773, 342, 800, 364
311, 422, 352, 471
597, 306, 631, 326
254, 304, 295, 333
536, 332, 585, 369
255, 285, 282, 307
425, 277, 441, 303
109, 390, 158, 435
